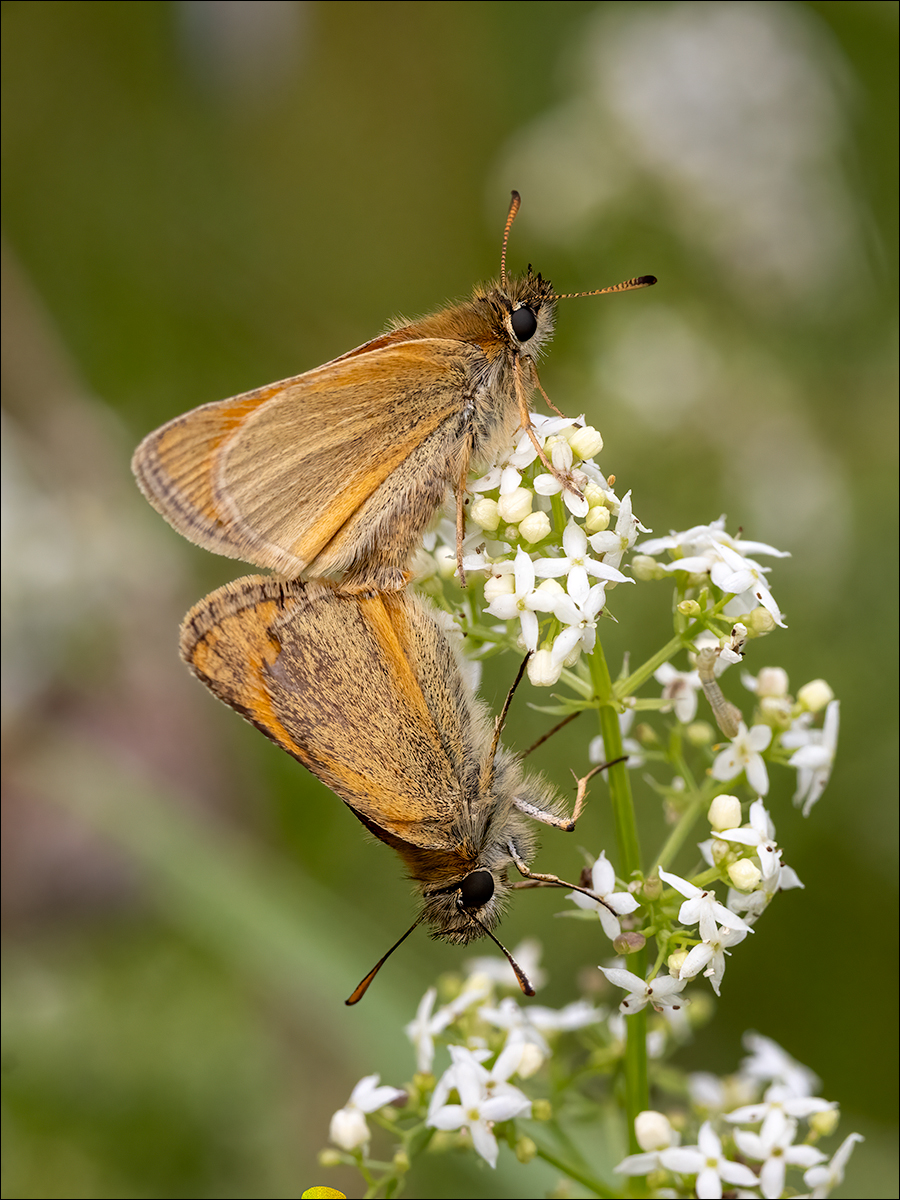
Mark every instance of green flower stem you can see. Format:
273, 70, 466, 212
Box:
654, 786, 713, 872
590, 640, 648, 1151
531, 1139, 616, 1198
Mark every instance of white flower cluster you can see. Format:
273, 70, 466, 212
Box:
635, 516, 791, 630
329, 946, 606, 1170
709, 669, 840, 814
593, 795, 803, 1007
616, 1033, 863, 1200
425, 413, 646, 686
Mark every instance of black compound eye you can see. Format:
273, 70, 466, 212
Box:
510, 305, 538, 342
459, 870, 495, 909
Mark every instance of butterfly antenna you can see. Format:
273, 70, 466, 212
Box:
345, 916, 422, 1005
480, 653, 530, 793
464, 908, 535, 997
500, 191, 521, 291
554, 274, 657, 301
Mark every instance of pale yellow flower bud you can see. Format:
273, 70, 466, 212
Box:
497, 487, 533, 523
635, 1110, 676, 1151
568, 425, 604, 460
728, 858, 762, 891
708, 794, 742, 831
798, 678, 834, 713
469, 496, 500, 531
519, 511, 551, 543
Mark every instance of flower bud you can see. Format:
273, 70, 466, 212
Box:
728, 858, 762, 891
484, 574, 514, 603
392, 1150, 411, 1173
678, 599, 702, 617
613, 931, 646, 955
630, 554, 662, 581
583, 482, 608, 508
519, 511, 552, 543
317, 1149, 342, 1168
517, 1043, 546, 1079
708, 794, 742, 831
329, 1107, 369, 1150
497, 487, 533, 523
755, 666, 789, 697
686, 721, 713, 746
530, 1098, 552, 1122
709, 837, 733, 865
667, 950, 689, 978
584, 504, 611, 534
797, 678, 834, 713
635, 1110, 676, 1152
515, 1136, 538, 1164
809, 1107, 840, 1138
642, 874, 663, 902
527, 648, 562, 687
746, 608, 777, 635
433, 545, 458, 579
568, 425, 604, 460
469, 497, 500, 531
536, 578, 565, 597
547, 436, 574, 471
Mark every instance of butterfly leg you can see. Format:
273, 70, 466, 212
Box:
454, 438, 473, 588
514, 362, 584, 504
506, 839, 617, 914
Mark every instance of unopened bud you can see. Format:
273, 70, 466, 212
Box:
797, 679, 834, 713
614, 931, 646, 955
519, 511, 551, 543
708, 794, 742, 831
728, 858, 761, 891
635, 1110, 675, 1152
584, 504, 611, 534
515, 1136, 538, 1164
469, 497, 500, 531
497, 488, 533, 523
568, 425, 604, 460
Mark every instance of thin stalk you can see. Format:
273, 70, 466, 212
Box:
589, 640, 648, 1150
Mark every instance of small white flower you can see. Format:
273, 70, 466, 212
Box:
803, 1132, 864, 1198
483, 547, 552, 651
588, 490, 647, 571
533, 470, 590, 518
655, 662, 703, 723
599, 966, 688, 1014
546, 570, 608, 659
655, 1120, 759, 1197
784, 699, 839, 815
329, 1074, 406, 1150
426, 1048, 531, 1168
733, 1116, 825, 1199
739, 1032, 820, 1098
717, 798, 781, 880
567, 850, 641, 939
711, 722, 773, 795
678, 925, 749, 996
658, 868, 754, 941
533, 520, 631, 596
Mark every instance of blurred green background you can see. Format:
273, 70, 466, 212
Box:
2, 2, 896, 1197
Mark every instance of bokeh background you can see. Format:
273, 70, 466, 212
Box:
2, 2, 896, 1197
